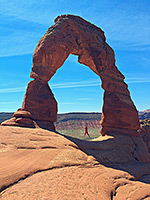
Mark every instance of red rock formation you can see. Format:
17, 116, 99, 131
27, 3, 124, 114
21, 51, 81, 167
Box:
1, 80, 57, 131
139, 119, 150, 152
1, 14, 140, 135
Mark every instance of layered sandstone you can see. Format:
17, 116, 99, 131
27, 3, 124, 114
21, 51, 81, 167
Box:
1, 15, 140, 135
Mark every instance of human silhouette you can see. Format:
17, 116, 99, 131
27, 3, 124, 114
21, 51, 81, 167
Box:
84, 126, 90, 137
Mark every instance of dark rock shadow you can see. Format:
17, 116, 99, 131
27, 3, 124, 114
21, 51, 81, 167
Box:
56, 131, 150, 184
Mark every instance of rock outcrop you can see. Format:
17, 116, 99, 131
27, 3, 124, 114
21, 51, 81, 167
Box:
1, 80, 57, 131
1, 14, 140, 135
0, 126, 150, 199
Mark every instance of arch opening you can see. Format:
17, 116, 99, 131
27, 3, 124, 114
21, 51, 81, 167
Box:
50, 54, 102, 139
50, 54, 103, 113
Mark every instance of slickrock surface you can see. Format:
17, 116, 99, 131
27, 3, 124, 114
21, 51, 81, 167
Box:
1, 14, 140, 136
0, 126, 150, 200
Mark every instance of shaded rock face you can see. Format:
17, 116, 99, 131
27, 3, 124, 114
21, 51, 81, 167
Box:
1, 14, 140, 135
139, 119, 150, 152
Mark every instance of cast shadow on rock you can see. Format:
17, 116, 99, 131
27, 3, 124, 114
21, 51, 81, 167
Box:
56, 131, 150, 184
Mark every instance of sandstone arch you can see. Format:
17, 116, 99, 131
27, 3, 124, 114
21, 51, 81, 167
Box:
1, 15, 140, 136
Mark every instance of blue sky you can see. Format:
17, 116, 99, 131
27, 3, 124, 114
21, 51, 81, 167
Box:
0, 0, 150, 113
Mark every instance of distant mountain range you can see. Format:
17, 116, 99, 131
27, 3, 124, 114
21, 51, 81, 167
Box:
56, 112, 101, 130
0, 110, 150, 130
138, 109, 150, 120
0, 112, 13, 124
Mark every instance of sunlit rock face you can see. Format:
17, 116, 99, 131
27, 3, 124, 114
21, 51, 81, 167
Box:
1, 14, 140, 135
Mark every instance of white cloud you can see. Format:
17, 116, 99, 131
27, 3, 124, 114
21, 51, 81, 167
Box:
1, 77, 149, 95
0, 22, 45, 57
76, 98, 91, 101
0, 0, 149, 57
0, 80, 100, 94
0, 0, 62, 26
51, 80, 100, 89
0, 102, 16, 104
91, 4, 150, 51
126, 77, 150, 84
59, 102, 80, 105
0, 87, 25, 93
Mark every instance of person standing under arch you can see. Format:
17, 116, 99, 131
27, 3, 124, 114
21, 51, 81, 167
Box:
84, 126, 90, 137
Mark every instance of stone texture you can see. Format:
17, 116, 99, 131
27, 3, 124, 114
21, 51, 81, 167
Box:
1, 14, 140, 135
22, 80, 57, 122
13, 109, 33, 118
1, 80, 57, 131
139, 119, 150, 153
0, 126, 150, 199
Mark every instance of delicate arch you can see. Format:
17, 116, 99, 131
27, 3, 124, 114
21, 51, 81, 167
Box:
1, 15, 140, 136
